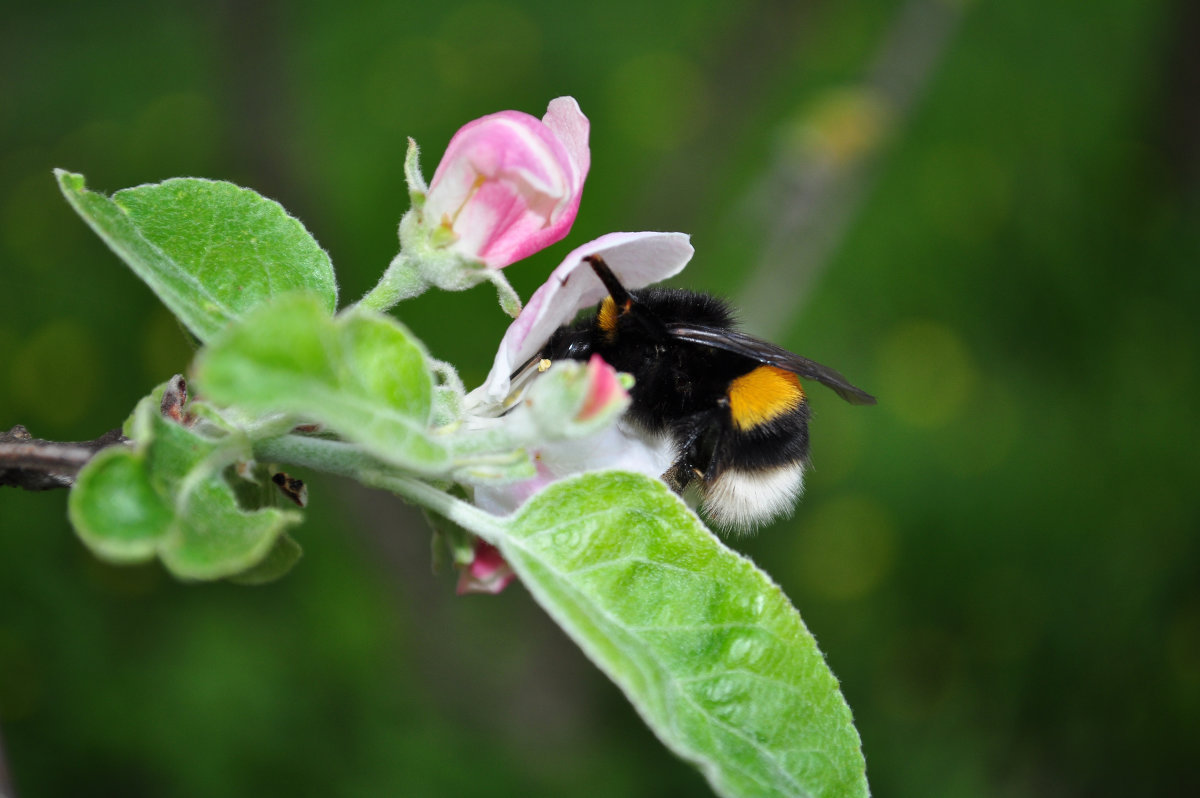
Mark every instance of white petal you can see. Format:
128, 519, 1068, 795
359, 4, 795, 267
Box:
472, 422, 676, 516
467, 231, 693, 409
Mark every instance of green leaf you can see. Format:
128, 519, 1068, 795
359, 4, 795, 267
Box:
499, 472, 868, 798
194, 292, 451, 474
227, 533, 303, 585
68, 445, 173, 563
68, 389, 302, 580
55, 170, 337, 341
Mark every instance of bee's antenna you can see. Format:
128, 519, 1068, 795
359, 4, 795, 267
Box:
583, 255, 633, 307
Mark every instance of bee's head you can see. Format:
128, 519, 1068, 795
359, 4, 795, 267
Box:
543, 322, 595, 362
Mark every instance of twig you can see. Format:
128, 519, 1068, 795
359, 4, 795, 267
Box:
0, 425, 126, 491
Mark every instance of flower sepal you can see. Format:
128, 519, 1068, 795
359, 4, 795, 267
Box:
402, 137, 428, 209
444, 355, 630, 487
424, 504, 516, 596
523, 354, 631, 437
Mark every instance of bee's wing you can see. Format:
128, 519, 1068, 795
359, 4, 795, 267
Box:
668, 325, 877, 405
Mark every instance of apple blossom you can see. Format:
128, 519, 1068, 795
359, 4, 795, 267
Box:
425, 96, 589, 269
457, 353, 640, 594
466, 230, 695, 410
466, 231, 693, 521
358, 97, 590, 315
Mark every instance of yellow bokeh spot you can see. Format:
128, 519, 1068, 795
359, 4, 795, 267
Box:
876, 319, 976, 428
794, 494, 896, 601
788, 88, 892, 168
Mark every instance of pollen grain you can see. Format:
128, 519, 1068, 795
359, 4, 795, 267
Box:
598, 296, 619, 339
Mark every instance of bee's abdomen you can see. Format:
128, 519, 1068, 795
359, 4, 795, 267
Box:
710, 365, 813, 476
727, 366, 805, 430
701, 462, 805, 531
700, 390, 811, 530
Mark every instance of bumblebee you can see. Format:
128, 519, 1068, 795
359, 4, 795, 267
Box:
529, 255, 876, 531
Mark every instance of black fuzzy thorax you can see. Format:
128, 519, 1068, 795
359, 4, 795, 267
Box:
541, 287, 811, 480
545, 288, 745, 428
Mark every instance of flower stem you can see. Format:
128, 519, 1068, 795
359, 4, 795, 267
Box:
360, 470, 505, 544
254, 435, 380, 480
253, 434, 505, 543
356, 250, 426, 312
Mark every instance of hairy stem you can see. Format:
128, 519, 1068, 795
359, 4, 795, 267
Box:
253, 435, 390, 480
356, 250, 426, 312
253, 434, 505, 543
360, 470, 505, 544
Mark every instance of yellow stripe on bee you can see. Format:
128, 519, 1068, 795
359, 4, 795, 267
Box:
728, 366, 805, 430
598, 296, 619, 339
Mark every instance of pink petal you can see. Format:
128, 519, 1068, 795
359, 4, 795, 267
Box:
542, 97, 590, 187
578, 354, 627, 420
469, 231, 694, 406
456, 540, 516, 595
472, 99, 591, 268
429, 112, 568, 200
425, 99, 591, 270
473, 459, 555, 516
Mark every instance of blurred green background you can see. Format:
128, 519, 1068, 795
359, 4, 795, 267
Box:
2, 0, 1198, 795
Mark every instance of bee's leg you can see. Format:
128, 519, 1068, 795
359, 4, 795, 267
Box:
701, 431, 727, 485
662, 460, 700, 494
662, 413, 722, 494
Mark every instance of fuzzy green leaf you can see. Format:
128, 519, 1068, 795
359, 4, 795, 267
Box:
55, 170, 337, 341
228, 533, 304, 586
194, 293, 450, 474
499, 471, 868, 798
68, 389, 302, 580
68, 445, 173, 563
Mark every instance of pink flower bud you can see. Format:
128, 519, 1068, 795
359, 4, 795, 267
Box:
456, 539, 516, 595
425, 97, 590, 269
578, 354, 627, 421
